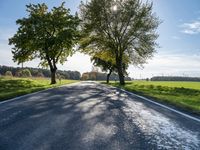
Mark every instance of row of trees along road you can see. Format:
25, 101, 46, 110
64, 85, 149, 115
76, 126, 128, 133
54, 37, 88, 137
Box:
9, 0, 160, 85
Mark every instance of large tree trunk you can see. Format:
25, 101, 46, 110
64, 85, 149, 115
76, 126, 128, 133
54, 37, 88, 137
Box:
46, 51, 58, 85
117, 66, 125, 85
50, 69, 57, 84
116, 55, 125, 85
106, 69, 112, 84
47, 56, 57, 85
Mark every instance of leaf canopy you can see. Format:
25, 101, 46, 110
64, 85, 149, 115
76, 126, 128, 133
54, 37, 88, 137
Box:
79, 0, 160, 66
9, 2, 80, 67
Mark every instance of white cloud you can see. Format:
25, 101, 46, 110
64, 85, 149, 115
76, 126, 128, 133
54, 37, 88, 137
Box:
128, 53, 200, 79
181, 20, 200, 35
58, 52, 92, 74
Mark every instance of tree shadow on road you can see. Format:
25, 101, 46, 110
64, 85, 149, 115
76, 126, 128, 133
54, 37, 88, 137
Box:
0, 83, 157, 150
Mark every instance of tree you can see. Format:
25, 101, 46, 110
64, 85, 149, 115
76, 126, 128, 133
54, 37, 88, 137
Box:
81, 73, 89, 80
92, 57, 113, 83
21, 69, 32, 77
91, 51, 116, 83
91, 50, 130, 83
15, 69, 31, 77
79, 0, 160, 85
5, 71, 13, 77
9, 3, 80, 84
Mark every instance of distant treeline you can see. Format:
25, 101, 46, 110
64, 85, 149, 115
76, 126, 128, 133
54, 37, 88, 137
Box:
151, 76, 200, 82
0, 65, 133, 81
0, 65, 81, 80
81, 72, 132, 81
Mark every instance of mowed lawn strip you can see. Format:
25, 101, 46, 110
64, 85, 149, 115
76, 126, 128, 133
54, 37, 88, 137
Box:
108, 81, 200, 115
0, 77, 78, 101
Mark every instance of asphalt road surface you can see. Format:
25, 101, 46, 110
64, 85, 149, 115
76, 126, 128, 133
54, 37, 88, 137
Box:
0, 81, 199, 150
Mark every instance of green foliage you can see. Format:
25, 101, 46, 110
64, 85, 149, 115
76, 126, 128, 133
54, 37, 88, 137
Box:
0, 65, 81, 80
91, 51, 116, 72
129, 81, 200, 90
151, 76, 200, 82
91, 51, 130, 83
109, 81, 200, 114
16, 69, 32, 77
80, 0, 160, 85
5, 71, 13, 77
92, 51, 130, 74
0, 77, 78, 101
22, 69, 32, 77
81, 71, 131, 81
9, 2, 80, 84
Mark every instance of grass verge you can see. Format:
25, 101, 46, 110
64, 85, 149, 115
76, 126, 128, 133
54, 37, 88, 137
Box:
0, 76, 78, 102
106, 81, 200, 115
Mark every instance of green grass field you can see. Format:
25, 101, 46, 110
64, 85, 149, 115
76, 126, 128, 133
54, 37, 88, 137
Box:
0, 77, 78, 101
108, 81, 200, 115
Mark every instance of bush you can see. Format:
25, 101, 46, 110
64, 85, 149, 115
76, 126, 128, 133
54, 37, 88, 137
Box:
5, 71, 13, 77
15, 70, 22, 77
15, 69, 32, 77
36, 72, 44, 77
22, 69, 32, 77
0, 65, 81, 80
149, 85, 154, 89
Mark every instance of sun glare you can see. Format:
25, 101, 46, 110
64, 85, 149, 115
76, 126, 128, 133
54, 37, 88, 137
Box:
113, 5, 118, 11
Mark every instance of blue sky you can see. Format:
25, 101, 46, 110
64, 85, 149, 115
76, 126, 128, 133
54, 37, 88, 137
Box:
0, 0, 200, 78
154, 0, 200, 54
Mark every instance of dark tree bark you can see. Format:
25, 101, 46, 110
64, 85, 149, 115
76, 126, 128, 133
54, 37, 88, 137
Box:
117, 66, 125, 85
106, 69, 112, 84
50, 68, 57, 84
47, 55, 57, 85
116, 50, 125, 85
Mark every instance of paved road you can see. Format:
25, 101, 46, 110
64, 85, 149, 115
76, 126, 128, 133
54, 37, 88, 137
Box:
0, 82, 199, 150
